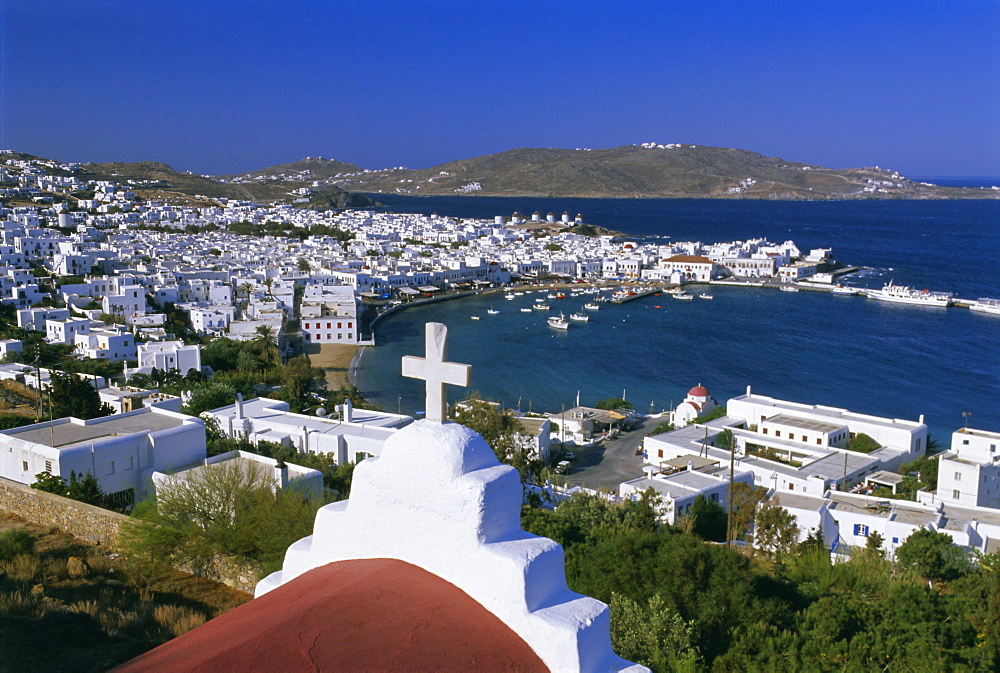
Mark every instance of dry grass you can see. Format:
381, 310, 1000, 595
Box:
0, 513, 251, 671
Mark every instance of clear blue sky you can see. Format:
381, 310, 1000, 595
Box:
2, 0, 998, 177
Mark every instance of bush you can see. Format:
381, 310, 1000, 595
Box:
0, 529, 35, 561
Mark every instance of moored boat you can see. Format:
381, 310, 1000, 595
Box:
583, 302, 600, 310
831, 285, 858, 295
569, 312, 589, 322
533, 302, 551, 310
548, 313, 570, 330
867, 280, 952, 307
970, 297, 1000, 315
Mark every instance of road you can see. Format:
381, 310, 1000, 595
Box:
556, 415, 664, 491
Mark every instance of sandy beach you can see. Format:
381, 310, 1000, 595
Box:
305, 343, 362, 389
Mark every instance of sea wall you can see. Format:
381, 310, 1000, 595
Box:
0, 476, 128, 547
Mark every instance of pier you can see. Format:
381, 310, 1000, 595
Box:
609, 287, 664, 304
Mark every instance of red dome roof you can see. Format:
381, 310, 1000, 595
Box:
113, 559, 547, 673
688, 385, 710, 397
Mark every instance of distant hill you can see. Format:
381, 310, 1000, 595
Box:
218, 156, 362, 181
305, 144, 994, 200
78, 161, 375, 208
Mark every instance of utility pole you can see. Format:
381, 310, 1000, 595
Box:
727, 433, 735, 547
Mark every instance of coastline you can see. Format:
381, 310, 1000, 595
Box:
305, 343, 361, 389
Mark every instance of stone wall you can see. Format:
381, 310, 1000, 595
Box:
0, 476, 129, 547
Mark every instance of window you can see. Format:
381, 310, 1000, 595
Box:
126, 456, 134, 470
347, 322, 353, 328
955, 472, 962, 482
107, 461, 115, 475
816, 438, 822, 445
762, 428, 768, 435
789, 433, 795, 440
338, 322, 342, 329
44, 460, 52, 472
657, 449, 663, 458
789, 484, 794, 490
853, 524, 869, 537
327, 323, 331, 328
775, 431, 781, 437
892, 537, 899, 544
953, 489, 961, 499
22, 460, 28, 472
963, 439, 969, 445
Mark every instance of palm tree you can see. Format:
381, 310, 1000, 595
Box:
254, 324, 279, 366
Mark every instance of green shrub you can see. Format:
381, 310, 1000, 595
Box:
0, 528, 35, 561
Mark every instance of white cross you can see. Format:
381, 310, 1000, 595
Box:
401, 322, 471, 423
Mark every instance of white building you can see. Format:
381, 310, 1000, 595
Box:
126, 341, 202, 378
301, 284, 358, 344
46, 317, 91, 344
920, 427, 1000, 509
0, 407, 206, 502
620, 456, 754, 525
670, 384, 719, 428
203, 396, 413, 466
73, 329, 137, 361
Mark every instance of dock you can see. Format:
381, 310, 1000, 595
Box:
609, 287, 664, 304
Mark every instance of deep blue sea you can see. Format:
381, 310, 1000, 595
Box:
356, 196, 1000, 441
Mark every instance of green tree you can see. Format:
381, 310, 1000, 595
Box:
67, 470, 105, 506
595, 397, 632, 410
848, 432, 880, 453
451, 393, 542, 484
120, 460, 326, 579
865, 530, 886, 558
715, 428, 733, 451
895, 529, 969, 584
754, 501, 799, 557
686, 494, 727, 542
181, 381, 239, 417
45, 371, 114, 419
727, 482, 767, 543
610, 593, 701, 672
253, 324, 280, 366
693, 406, 726, 423
30, 470, 67, 495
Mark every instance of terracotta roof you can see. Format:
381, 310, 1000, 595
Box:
665, 255, 713, 264
688, 385, 710, 397
113, 559, 547, 673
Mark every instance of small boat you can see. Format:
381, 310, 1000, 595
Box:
673, 293, 693, 301
548, 313, 570, 330
583, 302, 600, 310
780, 285, 800, 293
970, 297, 1000, 315
547, 293, 557, 299
505, 293, 516, 300
555, 292, 566, 299
487, 308, 500, 315
520, 307, 532, 313
699, 293, 714, 300
533, 303, 551, 310
470, 316, 480, 320
569, 312, 589, 322
831, 285, 857, 296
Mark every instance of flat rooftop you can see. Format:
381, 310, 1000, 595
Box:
7, 409, 188, 449
764, 414, 844, 434
730, 393, 924, 429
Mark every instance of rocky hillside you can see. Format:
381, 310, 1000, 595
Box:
301, 144, 993, 200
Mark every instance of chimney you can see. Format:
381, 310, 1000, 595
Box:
235, 392, 244, 419
275, 458, 289, 490
340, 398, 353, 423
746, 385, 752, 397
687, 460, 695, 471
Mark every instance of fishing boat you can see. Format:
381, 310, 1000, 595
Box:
548, 313, 570, 330
583, 302, 600, 310
533, 302, 551, 310
866, 280, 952, 307
569, 312, 589, 322
505, 293, 516, 300
555, 292, 567, 299
470, 316, 480, 320
780, 285, 800, 293
698, 293, 714, 300
830, 285, 858, 296
487, 308, 500, 315
970, 297, 1000, 315
520, 307, 532, 313
672, 293, 693, 301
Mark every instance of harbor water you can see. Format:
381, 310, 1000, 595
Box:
356, 196, 1000, 441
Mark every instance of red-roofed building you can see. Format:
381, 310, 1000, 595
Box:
661, 255, 719, 282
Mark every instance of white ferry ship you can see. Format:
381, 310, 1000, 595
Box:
867, 280, 953, 307
970, 297, 1000, 315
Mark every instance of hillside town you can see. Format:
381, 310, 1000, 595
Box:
0, 151, 997, 582
0, 155, 1000, 656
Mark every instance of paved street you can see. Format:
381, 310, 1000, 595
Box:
556, 415, 665, 491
